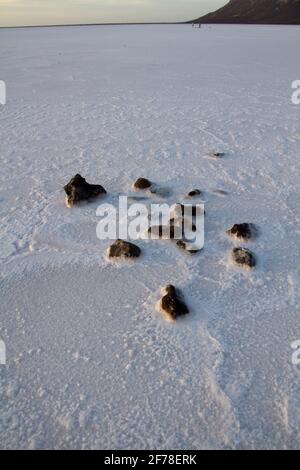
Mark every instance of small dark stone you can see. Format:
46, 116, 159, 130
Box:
149, 216, 197, 241
148, 225, 167, 239
148, 185, 171, 197
227, 223, 254, 241
133, 178, 152, 190
213, 152, 225, 158
108, 239, 141, 259
188, 189, 202, 197
148, 223, 182, 240
177, 218, 197, 233
148, 225, 168, 239
175, 204, 204, 218
159, 285, 189, 321
64, 174, 106, 206
231, 247, 256, 269
176, 240, 200, 254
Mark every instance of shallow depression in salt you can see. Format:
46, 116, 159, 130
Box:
0, 24, 300, 449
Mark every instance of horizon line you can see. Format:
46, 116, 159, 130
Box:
1, 21, 299, 30
0, 21, 185, 29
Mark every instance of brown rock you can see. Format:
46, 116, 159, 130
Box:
176, 240, 200, 254
230, 247, 256, 269
133, 178, 152, 190
226, 223, 256, 241
64, 174, 106, 207
158, 285, 189, 321
175, 203, 204, 218
108, 239, 141, 259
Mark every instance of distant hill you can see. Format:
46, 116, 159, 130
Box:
190, 0, 300, 25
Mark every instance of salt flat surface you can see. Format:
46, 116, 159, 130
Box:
0, 24, 300, 449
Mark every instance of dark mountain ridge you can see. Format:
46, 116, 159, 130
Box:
191, 0, 300, 25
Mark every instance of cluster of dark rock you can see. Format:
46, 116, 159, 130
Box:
147, 204, 199, 247
146, 199, 204, 257
226, 223, 257, 269
63, 174, 258, 321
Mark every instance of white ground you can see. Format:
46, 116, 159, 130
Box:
0, 24, 300, 450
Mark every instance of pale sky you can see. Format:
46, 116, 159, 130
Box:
0, 0, 227, 27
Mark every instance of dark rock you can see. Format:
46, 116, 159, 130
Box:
177, 218, 197, 233
230, 247, 256, 269
148, 222, 182, 240
175, 204, 204, 218
148, 225, 166, 239
145, 183, 172, 197
188, 189, 202, 197
133, 178, 152, 190
108, 239, 141, 259
148, 225, 171, 239
176, 240, 200, 254
205, 153, 225, 160
64, 174, 106, 206
158, 285, 189, 321
226, 223, 255, 241
148, 216, 197, 240
213, 152, 224, 158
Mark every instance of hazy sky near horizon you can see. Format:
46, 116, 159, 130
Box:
0, 0, 227, 27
